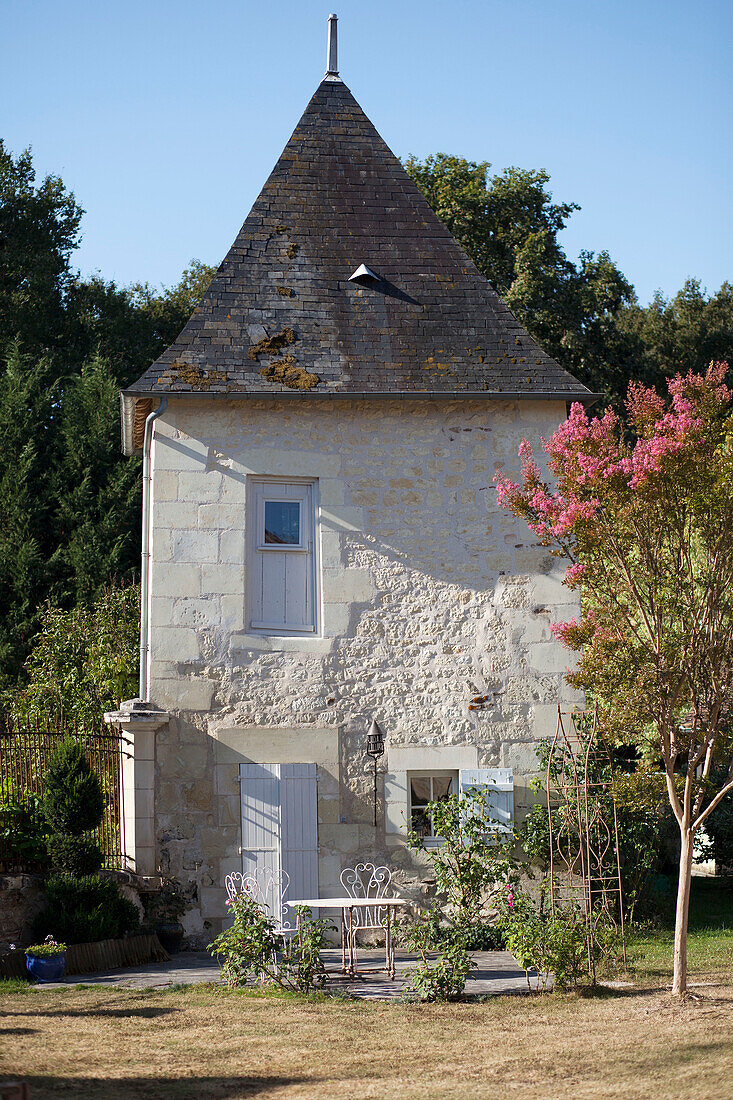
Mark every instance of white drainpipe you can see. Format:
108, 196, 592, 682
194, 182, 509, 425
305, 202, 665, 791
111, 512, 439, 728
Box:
139, 398, 167, 701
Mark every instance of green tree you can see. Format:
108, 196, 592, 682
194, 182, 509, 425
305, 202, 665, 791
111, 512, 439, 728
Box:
619, 279, 733, 393
49, 357, 142, 606
42, 737, 105, 876
43, 738, 104, 836
404, 154, 638, 402
497, 362, 733, 995
65, 259, 214, 387
7, 583, 140, 725
404, 156, 578, 296
0, 145, 215, 683
0, 141, 82, 358
0, 349, 142, 680
0, 346, 58, 684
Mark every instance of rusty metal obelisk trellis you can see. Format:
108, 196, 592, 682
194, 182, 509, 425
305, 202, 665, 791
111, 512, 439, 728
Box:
546, 706, 627, 981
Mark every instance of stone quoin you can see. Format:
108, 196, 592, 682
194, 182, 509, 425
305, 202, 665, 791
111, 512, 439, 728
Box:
106, 14, 590, 943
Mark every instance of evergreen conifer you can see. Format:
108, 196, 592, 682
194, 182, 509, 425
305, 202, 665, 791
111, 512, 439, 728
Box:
43, 738, 104, 836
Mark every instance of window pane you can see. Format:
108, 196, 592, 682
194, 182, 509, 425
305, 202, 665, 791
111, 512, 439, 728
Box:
432, 776, 453, 801
264, 501, 300, 544
410, 778, 431, 806
411, 807, 432, 838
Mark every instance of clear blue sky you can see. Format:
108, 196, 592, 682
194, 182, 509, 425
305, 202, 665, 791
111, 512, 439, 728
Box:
2, 0, 730, 305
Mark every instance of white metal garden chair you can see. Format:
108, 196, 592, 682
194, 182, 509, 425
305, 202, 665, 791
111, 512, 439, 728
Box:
339, 862, 394, 974
225, 868, 294, 937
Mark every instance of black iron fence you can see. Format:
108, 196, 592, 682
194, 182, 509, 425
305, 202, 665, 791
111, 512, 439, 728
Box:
0, 717, 128, 873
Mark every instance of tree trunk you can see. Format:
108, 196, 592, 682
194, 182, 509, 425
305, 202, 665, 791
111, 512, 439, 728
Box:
672, 825, 695, 995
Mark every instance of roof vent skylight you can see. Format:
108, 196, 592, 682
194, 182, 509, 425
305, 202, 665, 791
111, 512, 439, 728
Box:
348, 264, 381, 284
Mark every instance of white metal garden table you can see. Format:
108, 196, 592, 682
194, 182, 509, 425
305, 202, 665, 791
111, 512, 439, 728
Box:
288, 896, 412, 979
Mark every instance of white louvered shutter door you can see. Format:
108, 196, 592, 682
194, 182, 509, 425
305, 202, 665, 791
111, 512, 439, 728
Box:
239, 762, 282, 893
280, 763, 319, 906
459, 768, 514, 833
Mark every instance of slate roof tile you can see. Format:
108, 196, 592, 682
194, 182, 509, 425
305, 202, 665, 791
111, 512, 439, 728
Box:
124, 78, 592, 401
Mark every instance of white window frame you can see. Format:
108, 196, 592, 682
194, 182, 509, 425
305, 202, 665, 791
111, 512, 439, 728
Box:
408, 770, 458, 844
247, 477, 319, 635
257, 497, 308, 552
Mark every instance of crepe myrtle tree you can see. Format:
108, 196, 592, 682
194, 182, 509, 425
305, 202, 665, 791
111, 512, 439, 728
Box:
496, 362, 733, 996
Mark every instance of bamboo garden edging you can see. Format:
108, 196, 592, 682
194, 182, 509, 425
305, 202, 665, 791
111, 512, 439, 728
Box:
0, 932, 169, 980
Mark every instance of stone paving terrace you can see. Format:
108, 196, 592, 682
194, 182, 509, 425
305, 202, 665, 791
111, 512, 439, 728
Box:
34, 949, 548, 999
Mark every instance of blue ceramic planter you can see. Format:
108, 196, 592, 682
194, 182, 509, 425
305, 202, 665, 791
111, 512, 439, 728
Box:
26, 952, 66, 983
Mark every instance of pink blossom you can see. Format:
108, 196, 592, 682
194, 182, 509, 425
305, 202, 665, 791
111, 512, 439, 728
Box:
497, 364, 733, 541
550, 619, 576, 643
668, 361, 732, 412
565, 562, 586, 585
545, 403, 632, 488
624, 365, 732, 487
494, 474, 530, 518
225, 899, 231, 907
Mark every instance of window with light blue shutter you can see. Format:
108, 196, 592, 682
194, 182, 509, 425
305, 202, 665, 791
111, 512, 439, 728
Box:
459, 768, 514, 834
248, 479, 317, 634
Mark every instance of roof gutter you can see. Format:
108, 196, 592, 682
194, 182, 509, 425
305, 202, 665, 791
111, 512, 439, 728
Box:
139, 397, 167, 702
122, 388, 601, 406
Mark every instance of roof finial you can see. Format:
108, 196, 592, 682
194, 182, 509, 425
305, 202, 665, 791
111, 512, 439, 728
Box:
325, 13, 339, 79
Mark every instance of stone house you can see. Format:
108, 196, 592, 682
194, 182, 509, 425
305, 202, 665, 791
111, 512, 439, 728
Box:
107, 20, 590, 943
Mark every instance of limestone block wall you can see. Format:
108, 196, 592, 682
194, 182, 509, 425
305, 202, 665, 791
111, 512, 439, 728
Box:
146, 397, 581, 941
0, 874, 46, 949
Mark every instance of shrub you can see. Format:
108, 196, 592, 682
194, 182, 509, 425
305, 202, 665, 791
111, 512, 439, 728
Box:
453, 921, 506, 951
0, 782, 48, 865
142, 874, 189, 926
407, 788, 518, 926
518, 741, 676, 924
43, 739, 104, 836
208, 893, 333, 993
46, 833, 102, 876
402, 911, 474, 1002
7, 583, 140, 727
498, 892, 585, 991
497, 885, 623, 991
406, 908, 506, 952
33, 873, 139, 944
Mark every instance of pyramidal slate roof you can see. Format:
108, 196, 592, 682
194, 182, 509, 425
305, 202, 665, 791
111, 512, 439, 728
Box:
124, 76, 592, 403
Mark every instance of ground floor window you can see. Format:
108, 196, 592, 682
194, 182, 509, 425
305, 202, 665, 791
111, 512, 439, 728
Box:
408, 772, 457, 839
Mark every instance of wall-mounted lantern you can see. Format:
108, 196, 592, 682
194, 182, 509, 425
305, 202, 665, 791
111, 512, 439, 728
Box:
365, 718, 385, 828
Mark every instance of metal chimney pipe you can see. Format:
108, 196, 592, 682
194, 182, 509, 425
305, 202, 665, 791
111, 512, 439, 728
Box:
326, 13, 338, 76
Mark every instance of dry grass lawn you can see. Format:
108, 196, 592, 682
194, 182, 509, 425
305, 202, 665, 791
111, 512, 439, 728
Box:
3, 882, 732, 1099
1, 979, 733, 1100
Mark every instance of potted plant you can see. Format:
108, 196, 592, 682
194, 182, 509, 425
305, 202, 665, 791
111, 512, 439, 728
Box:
25, 935, 67, 983
144, 874, 188, 954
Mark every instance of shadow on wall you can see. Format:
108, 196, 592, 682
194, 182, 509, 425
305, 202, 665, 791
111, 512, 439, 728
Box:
153, 397, 563, 597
